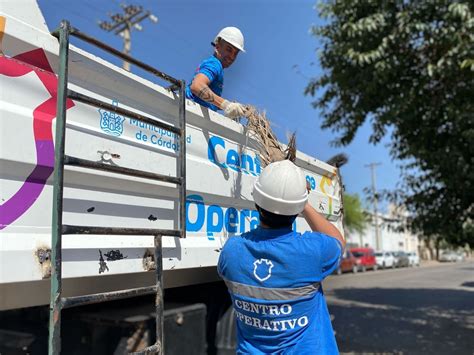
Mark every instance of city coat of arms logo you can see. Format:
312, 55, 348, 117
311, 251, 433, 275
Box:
98, 100, 125, 136
253, 258, 274, 282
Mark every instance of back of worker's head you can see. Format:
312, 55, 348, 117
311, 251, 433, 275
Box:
252, 160, 308, 228
212, 27, 245, 52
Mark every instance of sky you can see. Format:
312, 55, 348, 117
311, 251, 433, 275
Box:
37, 0, 401, 211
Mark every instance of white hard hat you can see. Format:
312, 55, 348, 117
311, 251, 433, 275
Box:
212, 26, 245, 52
252, 160, 308, 216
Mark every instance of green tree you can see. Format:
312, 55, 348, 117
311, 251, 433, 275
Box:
306, 2, 474, 247
343, 193, 368, 235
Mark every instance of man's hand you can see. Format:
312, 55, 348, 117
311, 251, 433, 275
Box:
221, 100, 246, 119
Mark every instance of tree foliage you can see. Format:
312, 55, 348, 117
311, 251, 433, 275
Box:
343, 193, 368, 235
307, 1, 474, 247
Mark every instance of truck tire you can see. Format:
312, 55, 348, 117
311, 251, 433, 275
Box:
215, 306, 237, 355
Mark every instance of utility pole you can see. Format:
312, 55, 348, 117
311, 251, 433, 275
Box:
99, 4, 158, 71
365, 162, 382, 250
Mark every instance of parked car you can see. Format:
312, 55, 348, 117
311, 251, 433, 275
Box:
335, 250, 359, 275
374, 251, 395, 269
439, 251, 465, 262
350, 248, 377, 272
407, 252, 420, 267
393, 251, 410, 267
391, 251, 400, 267
455, 251, 465, 262
439, 251, 457, 262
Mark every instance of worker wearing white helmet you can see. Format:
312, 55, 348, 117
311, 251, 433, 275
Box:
185, 27, 247, 119
218, 160, 345, 353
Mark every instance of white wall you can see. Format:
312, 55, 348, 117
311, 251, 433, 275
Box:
346, 209, 419, 253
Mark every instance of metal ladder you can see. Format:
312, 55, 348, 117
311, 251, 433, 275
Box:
48, 20, 186, 354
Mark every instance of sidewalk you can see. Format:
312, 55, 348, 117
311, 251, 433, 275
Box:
420, 259, 440, 267
420, 257, 473, 267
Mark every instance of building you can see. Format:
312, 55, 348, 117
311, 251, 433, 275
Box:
346, 205, 420, 253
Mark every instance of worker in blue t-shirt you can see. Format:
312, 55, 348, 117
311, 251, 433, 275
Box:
185, 27, 247, 119
218, 160, 346, 354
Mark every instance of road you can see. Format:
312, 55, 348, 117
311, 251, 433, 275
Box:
324, 261, 474, 355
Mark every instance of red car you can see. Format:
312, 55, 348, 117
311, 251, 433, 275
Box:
335, 250, 359, 274
349, 247, 378, 272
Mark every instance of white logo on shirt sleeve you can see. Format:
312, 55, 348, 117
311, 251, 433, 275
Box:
253, 258, 274, 282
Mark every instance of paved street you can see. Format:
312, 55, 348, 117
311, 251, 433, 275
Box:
324, 261, 474, 355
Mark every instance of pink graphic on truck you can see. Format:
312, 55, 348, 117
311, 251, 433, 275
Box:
0, 48, 74, 230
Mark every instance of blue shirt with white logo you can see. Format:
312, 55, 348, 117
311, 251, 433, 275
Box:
185, 55, 224, 112
218, 227, 343, 354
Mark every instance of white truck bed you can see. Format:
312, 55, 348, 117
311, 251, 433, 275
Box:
0, 8, 343, 310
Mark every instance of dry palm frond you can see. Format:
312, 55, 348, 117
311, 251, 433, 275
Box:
243, 105, 297, 167
284, 132, 297, 163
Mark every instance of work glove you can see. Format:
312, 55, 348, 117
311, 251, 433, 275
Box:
221, 100, 246, 119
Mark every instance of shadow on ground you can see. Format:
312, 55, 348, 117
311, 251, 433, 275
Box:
328, 288, 474, 355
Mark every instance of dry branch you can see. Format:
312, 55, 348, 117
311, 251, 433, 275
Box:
243, 105, 296, 167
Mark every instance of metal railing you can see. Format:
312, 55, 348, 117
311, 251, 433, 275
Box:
48, 20, 186, 354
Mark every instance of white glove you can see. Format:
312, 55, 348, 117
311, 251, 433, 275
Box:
221, 100, 246, 119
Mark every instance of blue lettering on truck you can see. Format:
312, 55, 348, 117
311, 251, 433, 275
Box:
306, 175, 316, 190
206, 136, 318, 194
186, 195, 297, 238
207, 136, 261, 176
186, 195, 260, 236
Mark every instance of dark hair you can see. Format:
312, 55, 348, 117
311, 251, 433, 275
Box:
256, 205, 297, 229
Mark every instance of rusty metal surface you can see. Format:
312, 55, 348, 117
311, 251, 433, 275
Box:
47, 20, 187, 355
178, 80, 187, 239
153, 235, 164, 354
62, 285, 157, 309
142, 249, 156, 271
67, 90, 181, 135
35, 248, 52, 279
51, 26, 181, 87
48, 19, 71, 355
131, 343, 161, 354
62, 225, 181, 237
64, 155, 182, 184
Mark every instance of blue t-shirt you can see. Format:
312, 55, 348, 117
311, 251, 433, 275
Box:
185, 55, 224, 112
218, 227, 343, 354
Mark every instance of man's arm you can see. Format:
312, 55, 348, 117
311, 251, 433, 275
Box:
190, 73, 245, 118
302, 203, 346, 248
190, 73, 225, 108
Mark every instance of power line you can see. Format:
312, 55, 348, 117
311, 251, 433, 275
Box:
365, 162, 382, 250
98, 3, 158, 71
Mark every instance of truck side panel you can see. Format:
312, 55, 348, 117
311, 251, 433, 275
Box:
0, 15, 343, 310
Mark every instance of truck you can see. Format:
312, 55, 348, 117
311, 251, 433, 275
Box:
0, 2, 344, 353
